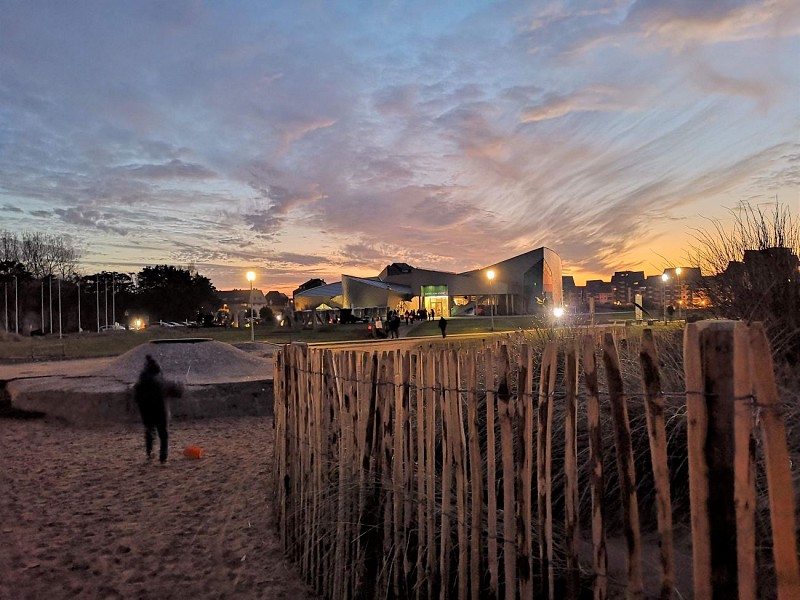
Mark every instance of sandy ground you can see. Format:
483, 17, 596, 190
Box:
0, 415, 321, 600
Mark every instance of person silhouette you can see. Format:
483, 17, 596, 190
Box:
438, 316, 447, 338
133, 355, 181, 465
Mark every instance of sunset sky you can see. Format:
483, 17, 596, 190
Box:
1, 1, 798, 293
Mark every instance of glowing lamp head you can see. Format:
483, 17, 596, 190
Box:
661, 273, 669, 282
675, 267, 682, 275
487, 269, 495, 281
246, 271, 256, 283
553, 307, 565, 318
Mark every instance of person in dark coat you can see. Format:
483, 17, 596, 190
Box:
389, 314, 401, 339
438, 316, 447, 338
133, 355, 181, 465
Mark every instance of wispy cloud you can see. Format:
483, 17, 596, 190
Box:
123, 159, 216, 180
53, 207, 129, 235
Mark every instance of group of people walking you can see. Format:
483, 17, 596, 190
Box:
382, 307, 446, 339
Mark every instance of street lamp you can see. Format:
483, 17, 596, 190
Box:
675, 267, 682, 321
246, 271, 256, 342
96, 277, 100, 333
14, 275, 18, 334
661, 273, 669, 323
487, 269, 495, 332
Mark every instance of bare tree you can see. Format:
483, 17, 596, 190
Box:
689, 202, 800, 363
0, 231, 22, 263
19, 232, 76, 278
12, 232, 81, 334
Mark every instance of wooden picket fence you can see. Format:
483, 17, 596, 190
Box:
272, 321, 799, 599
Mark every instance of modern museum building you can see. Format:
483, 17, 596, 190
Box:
293, 247, 562, 320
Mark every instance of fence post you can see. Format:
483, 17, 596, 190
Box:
425, 348, 438, 599
439, 349, 453, 599
453, 350, 469, 600
517, 343, 534, 600
749, 323, 800, 599
331, 351, 349, 600
274, 347, 287, 550
485, 347, 499, 599
602, 332, 643, 599
537, 340, 557, 598
582, 334, 608, 600
497, 344, 516, 600
639, 329, 674, 600
415, 350, 428, 597
466, 348, 483, 600
564, 341, 580, 598
684, 321, 756, 600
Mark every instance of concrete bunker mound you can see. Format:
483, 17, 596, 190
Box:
5, 339, 274, 425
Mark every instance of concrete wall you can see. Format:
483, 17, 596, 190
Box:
4, 377, 274, 426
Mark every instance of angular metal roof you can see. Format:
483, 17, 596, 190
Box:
294, 281, 343, 298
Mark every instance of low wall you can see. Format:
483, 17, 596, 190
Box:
4, 377, 274, 425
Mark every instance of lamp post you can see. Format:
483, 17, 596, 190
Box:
96, 277, 100, 333
246, 271, 256, 342
675, 267, 682, 321
14, 275, 18, 334
58, 277, 62, 339
77, 281, 81, 333
661, 273, 669, 323
487, 269, 495, 332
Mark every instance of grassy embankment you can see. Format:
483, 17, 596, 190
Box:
0, 312, 689, 362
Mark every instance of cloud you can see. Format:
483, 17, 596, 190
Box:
53, 207, 129, 235
373, 85, 419, 115
263, 252, 326, 267
0, 1, 797, 291
278, 118, 337, 156
625, 0, 800, 46
520, 86, 640, 123
123, 159, 216, 180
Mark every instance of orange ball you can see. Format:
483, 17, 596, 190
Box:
183, 445, 204, 459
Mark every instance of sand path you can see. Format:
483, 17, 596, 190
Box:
0, 415, 320, 600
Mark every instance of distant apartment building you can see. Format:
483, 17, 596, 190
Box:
610, 270, 645, 305
562, 275, 582, 309
584, 279, 614, 305
565, 265, 706, 312
264, 290, 289, 309
644, 267, 705, 309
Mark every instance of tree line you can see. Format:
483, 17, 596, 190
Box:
1, 231, 219, 336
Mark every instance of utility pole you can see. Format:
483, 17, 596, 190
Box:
58, 278, 62, 339
14, 275, 19, 334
